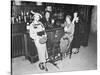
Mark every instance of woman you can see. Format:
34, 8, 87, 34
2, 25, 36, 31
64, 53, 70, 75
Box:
29, 11, 48, 71
60, 15, 74, 57
42, 11, 54, 28
60, 13, 79, 57
41, 11, 55, 51
71, 12, 80, 54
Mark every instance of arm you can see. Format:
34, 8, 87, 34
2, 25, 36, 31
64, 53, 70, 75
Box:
68, 23, 75, 38
43, 27, 47, 38
72, 17, 76, 25
39, 22, 47, 37
72, 12, 79, 24
29, 23, 37, 40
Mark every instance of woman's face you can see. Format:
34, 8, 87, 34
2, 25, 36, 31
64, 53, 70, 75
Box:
66, 17, 71, 24
45, 12, 50, 19
34, 15, 40, 21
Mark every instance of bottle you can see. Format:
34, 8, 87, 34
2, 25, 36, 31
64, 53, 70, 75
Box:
18, 15, 21, 23
11, 16, 14, 24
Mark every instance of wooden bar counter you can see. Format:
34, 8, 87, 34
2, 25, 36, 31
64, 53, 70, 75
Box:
24, 27, 64, 63
11, 23, 64, 63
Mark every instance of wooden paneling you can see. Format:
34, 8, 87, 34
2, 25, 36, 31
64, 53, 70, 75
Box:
11, 33, 25, 58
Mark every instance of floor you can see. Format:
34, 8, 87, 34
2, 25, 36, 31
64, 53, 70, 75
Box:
12, 34, 97, 75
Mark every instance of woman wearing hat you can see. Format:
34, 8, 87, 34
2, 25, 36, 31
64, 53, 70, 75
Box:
29, 11, 48, 71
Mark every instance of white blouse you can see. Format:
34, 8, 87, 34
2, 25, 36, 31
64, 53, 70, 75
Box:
29, 21, 46, 41
64, 22, 75, 36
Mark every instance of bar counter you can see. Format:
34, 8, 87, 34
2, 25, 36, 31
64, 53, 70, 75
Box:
12, 24, 64, 63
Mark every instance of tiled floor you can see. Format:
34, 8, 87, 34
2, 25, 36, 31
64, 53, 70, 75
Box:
12, 34, 97, 75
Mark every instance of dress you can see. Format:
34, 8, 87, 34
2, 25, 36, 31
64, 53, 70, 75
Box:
41, 18, 54, 50
29, 21, 48, 62
64, 22, 75, 43
60, 22, 75, 53
71, 22, 80, 48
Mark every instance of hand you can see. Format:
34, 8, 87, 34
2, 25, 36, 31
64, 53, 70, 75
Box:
61, 24, 65, 27
74, 12, 78, 18
42, 34, 47, 38
26, 25, 30, 30
75, 17, 79, 23
73, 12, 79, 23
63, 37, 68, 40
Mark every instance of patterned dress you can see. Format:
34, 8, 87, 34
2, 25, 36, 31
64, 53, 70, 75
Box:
60, 22, 75, 53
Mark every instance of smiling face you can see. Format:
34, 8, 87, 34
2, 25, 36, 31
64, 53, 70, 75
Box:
34, 14, 40, 21
65, 16, 71, 24
45, 12, 50, 19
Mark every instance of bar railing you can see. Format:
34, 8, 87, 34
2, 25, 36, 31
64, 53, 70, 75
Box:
11, 33, 25, 58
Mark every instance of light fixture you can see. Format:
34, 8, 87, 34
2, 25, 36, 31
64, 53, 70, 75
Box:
45, 6, 52, 12
36, 2, 42, 6
14, 0, 21, 5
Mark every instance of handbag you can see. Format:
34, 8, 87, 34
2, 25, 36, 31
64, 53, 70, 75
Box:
37, 31, 45, 36
39, 35, 47, 44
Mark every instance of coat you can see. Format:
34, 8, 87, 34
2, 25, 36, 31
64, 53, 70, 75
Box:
29, 21, 48, 62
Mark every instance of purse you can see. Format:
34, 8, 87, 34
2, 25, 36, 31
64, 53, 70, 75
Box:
39, 36, 47, 44
37, 31, 45, 36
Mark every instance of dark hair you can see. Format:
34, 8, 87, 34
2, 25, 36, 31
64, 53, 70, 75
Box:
44, 11, 53, 18
44, 11, 51, 14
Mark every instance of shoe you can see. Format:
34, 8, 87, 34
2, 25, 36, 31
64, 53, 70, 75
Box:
39, 62, 48, 71
39, 63, 45, 70
44, 62, 48, 71
73, 48, 79, 54
45, 67, 48, 71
